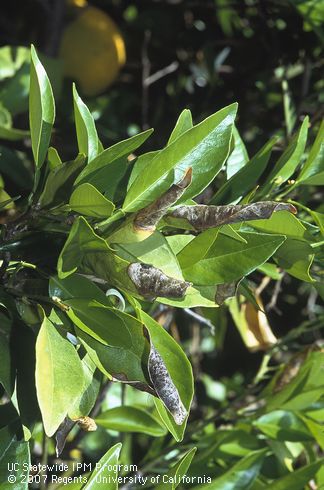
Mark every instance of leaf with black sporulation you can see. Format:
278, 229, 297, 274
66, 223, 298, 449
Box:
167, 201, 297, 231
55, 417, 76, 457
128, 263, 191, 300
148, 344, 187, 425
134, 167, 192, 232
108, 168, 192, 244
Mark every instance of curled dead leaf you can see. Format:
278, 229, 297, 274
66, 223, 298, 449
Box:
128, 262, 191, 299
215, 281, 238, 305
148, 344, 187, 425
55, 417, 76, 457
134, 167, 192, 232
168, 201, 297, 231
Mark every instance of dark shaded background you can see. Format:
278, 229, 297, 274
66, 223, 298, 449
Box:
0, 0, 323, 152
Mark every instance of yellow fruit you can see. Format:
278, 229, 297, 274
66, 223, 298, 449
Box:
59, 6, 126, 96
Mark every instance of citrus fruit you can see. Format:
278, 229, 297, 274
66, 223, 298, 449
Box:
59, 6, 126, 96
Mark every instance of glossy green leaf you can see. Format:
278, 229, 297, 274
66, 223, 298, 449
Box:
73, 83, 99, 162
75, 129, 153, 184
156, 447, 197, 489
66, 300, 151, 385
210, 136, 277, 205
127, 151, 160, 191
140, 311, 194, 441
275, 239, 314, 282
263, 117, 309, 189
127, 111, 192, 191
248, 210, 307, 239
47, 146, 62, 168
35, 316, 85, 436
168, 108, 193, 145
57, 217, 135, 296
253, 410, 313, 441
181, 231, 286, 285
266, 459, 323, 490
49, 273, 111, 305
68, 354, 101, 420
70, 183, 115, 218
96, 406, 166, 436
82, 443, 122, 490
38, 154, 86, 208
123, 103, 237, 212
178, 228, 219, 269
29, 45, 55, 169
297, 117, 324, 184
194, 449, 267, 490
226, 125, 249, 179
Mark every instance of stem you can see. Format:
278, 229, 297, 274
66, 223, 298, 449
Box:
95, 209, 125, 233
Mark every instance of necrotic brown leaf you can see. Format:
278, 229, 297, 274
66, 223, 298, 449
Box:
134, 167, 192, 232
215, 281, 238, 305
55, 417, 76, 457
128, 262, 191, 299
168, 201, 297, 231
148, 344, 187, 425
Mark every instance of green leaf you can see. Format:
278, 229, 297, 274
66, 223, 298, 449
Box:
29, 45, 55, 169
178, 228, 219, 269
49, 274, 111, 306
194, 449, 267, 490
68, 354, 101, 419
274, 239, 314, 282
70, 183, 115, 218
38, 154, 86, 208
282, 79, 296, 137
139, 311, 194, 441
72, 83, 99, 162
0, 438, 30, 490
66, 300, 151, 385
47, 146, 62, 169
123, 103, 237, 212
155, 447, 197, 489
253, 410, 313, 441
82, 443, 122, 490
75, 129, 153, 185
297, 119, 324, 184
226, 125, 249, 179
168, 108, 193, 145
115, 232, 216, 307
57, 217, 135, 295
210, 136, 277, 205
266, 459, 323, 490
127, 111, 192, 190
263, 117, 309, 189
268, 352, 324, 411
127, 151, 160, 190
248, 210, 307, 239
35, 316, 85, 436
96, 406, 166, 436
180, 232, 286, 285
